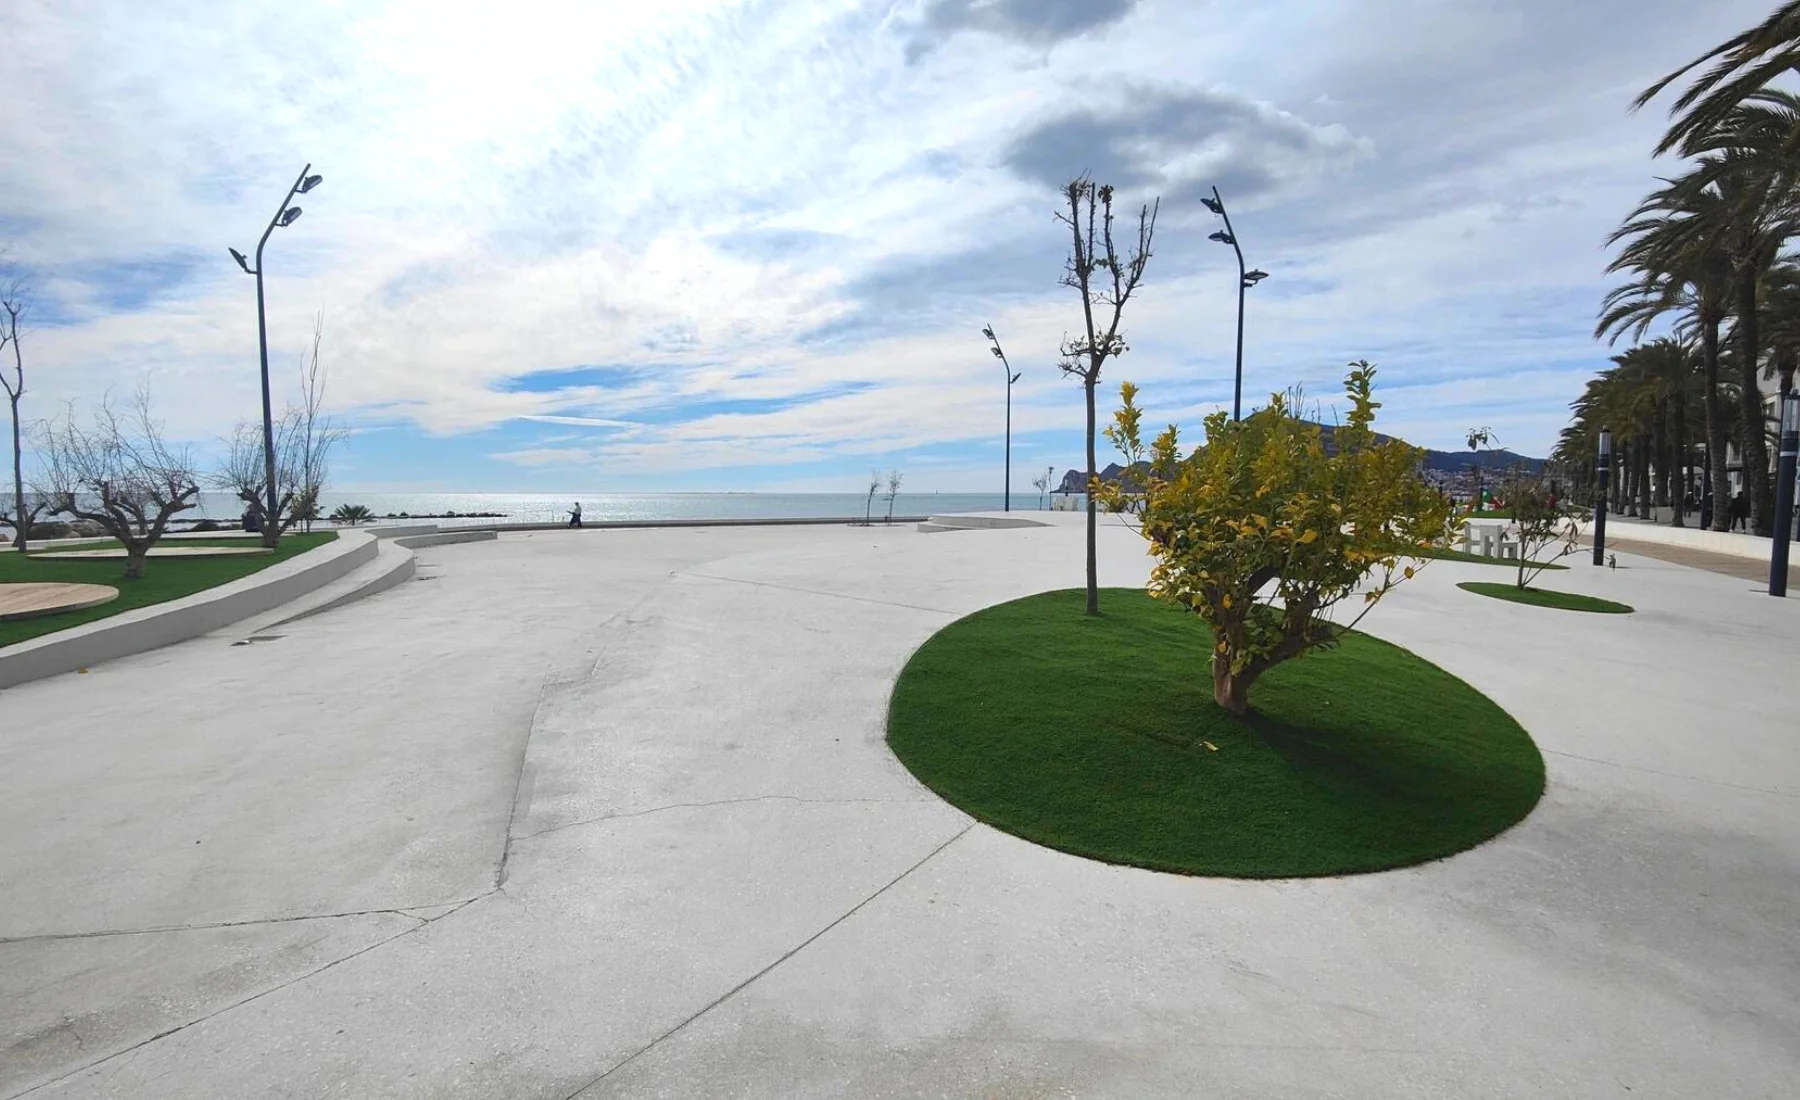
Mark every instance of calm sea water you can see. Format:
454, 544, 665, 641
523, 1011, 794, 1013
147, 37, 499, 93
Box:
163, 491, 1060, 528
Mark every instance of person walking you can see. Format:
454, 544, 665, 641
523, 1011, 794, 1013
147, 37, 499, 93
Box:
1730, 491, 1748, 532
568, 501, 583, 528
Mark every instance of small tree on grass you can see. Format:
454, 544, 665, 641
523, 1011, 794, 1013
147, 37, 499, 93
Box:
1057, 176, 1158, 616
329, 502, 374, 526
1032, 466, 1053, 510
1101, 362, 1453, 715
39, 389, 199, 579
1, 274, 45, 551
1466, 426, 1498, 511
864, 469, 880, 526
1498, 469, 1584, 589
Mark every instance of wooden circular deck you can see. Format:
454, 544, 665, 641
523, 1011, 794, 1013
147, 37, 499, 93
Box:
0, 582, 120, 622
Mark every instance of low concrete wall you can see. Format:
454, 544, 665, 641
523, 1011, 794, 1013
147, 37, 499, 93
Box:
1592, 519, 1779, 563
367, 524, 443, 540
0, 531, 375, 690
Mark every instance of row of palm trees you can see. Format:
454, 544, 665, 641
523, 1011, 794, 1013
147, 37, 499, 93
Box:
1558, 2, 1800, 536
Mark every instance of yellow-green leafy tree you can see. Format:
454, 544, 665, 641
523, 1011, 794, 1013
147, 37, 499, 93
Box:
1100, 362, 1453, 714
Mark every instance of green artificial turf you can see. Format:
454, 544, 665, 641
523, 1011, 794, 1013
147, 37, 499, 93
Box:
1419, 546, 1568, 569
887, 588, 1545, 878
1457, 581, 1633, 614
0, 531, 337, 647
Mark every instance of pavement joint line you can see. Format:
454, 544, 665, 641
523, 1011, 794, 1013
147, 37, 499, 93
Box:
1541, 748, 1799, 800
564, 822, 976, 1099
3, 893, 487, 1100
510, 794, 945, 843
0, 896, 493, 945
679, 571, 963, 617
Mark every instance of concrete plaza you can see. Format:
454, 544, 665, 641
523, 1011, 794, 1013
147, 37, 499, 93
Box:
2, 516, 1796, 1098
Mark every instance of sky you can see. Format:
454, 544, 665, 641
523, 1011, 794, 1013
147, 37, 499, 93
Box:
0, 0, 1777, 493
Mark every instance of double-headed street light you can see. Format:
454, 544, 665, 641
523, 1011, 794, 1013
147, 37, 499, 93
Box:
230, 164, 323, 539
983, 324, 1022, 512
1202, 186, 1268, 422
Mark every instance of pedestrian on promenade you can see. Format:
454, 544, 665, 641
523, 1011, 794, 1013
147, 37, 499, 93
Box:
1730, 491, 1748, 532
568, 502, 583, 528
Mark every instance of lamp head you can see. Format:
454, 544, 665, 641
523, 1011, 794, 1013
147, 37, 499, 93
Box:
228, 247, 250, 273
1783, 391, 1800, 434
1598, 427, 1612, 457
1208, 230, 1235, 245
298, 174, 323, 194
981, 325, 995, 340
1200, 196, 1224, 216
278, 206, 303, 227
990, 346, 1004, 358
1010, 372, 1022, 384
1243, 269, 1269, 287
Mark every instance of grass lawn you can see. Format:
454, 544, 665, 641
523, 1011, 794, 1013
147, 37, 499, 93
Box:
1419, 546, 1568, 569
0, 531, 337, 648
1457, 581, 1633, 614
887, 588, 1544, 878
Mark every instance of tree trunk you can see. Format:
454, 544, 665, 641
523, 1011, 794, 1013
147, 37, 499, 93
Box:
1084, 376, 1099, 616
9, 391, 25, 553
1211, 652, 1253, 715
1702, 317, 1731, 531
123, 546, 147, 580
1636, 439, 1652, 520
1736, 277, 1773, 536
1672, 390, 1688, 528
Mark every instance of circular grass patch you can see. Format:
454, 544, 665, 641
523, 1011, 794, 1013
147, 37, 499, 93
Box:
1457, 581, 1633, 614
887, 588, 1544, 878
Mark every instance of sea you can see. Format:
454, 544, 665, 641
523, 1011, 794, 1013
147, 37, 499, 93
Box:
148, 491, 1060, 529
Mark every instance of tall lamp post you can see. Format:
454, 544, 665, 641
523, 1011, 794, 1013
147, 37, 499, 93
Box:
1771, 393, 1798, 597
1592, 427, 1611, 566
230, 163, 322, 542
1201, 187, 1268, 421
983, 324, 1022, 511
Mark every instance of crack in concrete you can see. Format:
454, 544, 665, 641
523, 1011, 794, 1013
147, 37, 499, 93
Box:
563, 822, 975, 1099
494, 574, 679, 890
4, 894, 490, 1100
511, 794, 943, 843
680, 571, 962, 617
0, 898, 500, 946
1541, 748, 1798, 799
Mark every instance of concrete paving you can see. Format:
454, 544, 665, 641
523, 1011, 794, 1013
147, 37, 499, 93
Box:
1, 514, 1795, 1098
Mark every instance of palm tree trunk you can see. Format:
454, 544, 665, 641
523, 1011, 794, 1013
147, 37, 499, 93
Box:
1702, 317, 1731, 530
1736, 277, 1773, 535
1636, 439, 1653, 520
1671, 390, 1688, 528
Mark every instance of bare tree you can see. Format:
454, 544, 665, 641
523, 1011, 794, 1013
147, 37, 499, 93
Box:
39, 388, 199, 579
885, 469, 903, 522
1057, 177, 1158, 615
0, 271, 44, 551
864, 469, 881, 526
1032, 466, 1054, 510
215, 312, 346, 544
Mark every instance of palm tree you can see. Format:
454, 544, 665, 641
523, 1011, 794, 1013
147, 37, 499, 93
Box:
1636, 2, 1800, 157
1599, 179, 1736, 529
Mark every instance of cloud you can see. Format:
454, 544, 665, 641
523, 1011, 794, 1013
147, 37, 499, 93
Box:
1, 0, 1782, 491
903, 0, 1141, 61
1002, 83, 1374, 206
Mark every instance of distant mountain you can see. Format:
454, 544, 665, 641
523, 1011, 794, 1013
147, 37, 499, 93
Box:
1054, 424, 1543, 492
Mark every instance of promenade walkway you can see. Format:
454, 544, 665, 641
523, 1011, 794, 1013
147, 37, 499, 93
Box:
2, 518, 1795, 1098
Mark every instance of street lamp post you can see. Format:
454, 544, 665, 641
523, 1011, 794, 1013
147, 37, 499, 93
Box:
1770, 393, 1798, 597
1593, 427, 1611, 566
230, 163, 322, 544
983, 325, 1022, 511
1201, 187, 1268, 422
